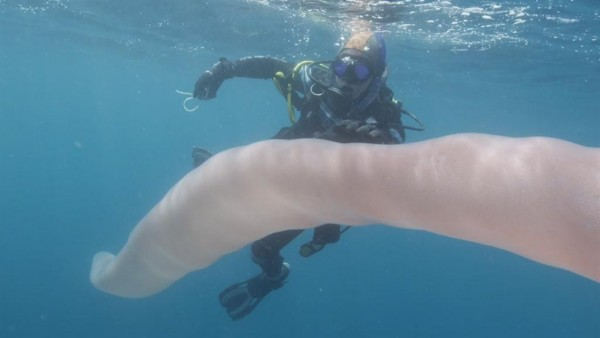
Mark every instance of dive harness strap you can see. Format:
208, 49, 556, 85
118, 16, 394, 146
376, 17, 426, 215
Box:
273, 60, 314, 124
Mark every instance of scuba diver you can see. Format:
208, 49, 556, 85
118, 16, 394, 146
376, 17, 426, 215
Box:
191, 31, 423, 320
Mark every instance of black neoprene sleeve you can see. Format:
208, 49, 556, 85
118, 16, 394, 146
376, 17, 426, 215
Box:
232, 56, 293, 79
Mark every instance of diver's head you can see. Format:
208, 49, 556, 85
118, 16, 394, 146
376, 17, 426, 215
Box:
331, 31, 387, 99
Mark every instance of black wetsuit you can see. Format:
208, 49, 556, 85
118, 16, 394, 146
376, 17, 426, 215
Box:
218, 56, 408, 277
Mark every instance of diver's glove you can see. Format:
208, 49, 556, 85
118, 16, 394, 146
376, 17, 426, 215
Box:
330, 120, 398, 144
193, 57, 236, 99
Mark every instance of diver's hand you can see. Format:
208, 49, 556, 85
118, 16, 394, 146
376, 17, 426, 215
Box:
333, 120, 388, 144
340, 120, 382, 138
316, 120, 397, 144
193, 58, 235, 100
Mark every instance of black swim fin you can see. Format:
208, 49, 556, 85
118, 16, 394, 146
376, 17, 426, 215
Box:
192, 146, 213, 168
219, 263, 290, 320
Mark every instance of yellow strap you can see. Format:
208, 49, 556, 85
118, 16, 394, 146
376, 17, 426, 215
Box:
273, 60, 314, 124
273, 71, 286, 96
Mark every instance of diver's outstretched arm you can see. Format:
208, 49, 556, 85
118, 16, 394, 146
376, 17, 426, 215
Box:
193, 56, 292, 99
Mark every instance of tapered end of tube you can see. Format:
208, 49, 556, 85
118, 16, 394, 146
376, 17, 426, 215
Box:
90, 252, 116, 292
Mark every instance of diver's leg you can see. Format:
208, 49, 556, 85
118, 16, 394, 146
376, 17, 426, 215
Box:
313, 224, 341, 243
299, 224, 342, 257
251, 230, 303, 277
218, 229, 301, 320
218, 119, 309, 320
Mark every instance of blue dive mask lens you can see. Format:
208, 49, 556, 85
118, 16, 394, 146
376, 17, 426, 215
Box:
332, 57, 372, 84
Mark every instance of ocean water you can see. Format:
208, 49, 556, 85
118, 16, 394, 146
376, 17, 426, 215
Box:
0, 0, 599, 337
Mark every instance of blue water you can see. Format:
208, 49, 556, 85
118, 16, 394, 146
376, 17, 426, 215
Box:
1, 0, 599, 337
